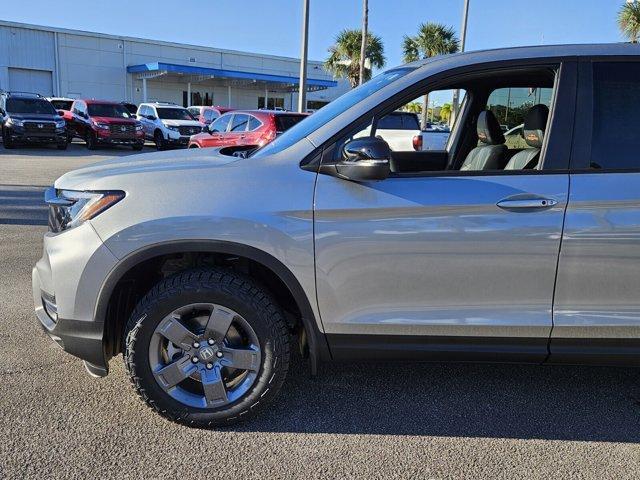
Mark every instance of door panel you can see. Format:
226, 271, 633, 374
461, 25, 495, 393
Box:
551, 173, 640, 362
314, 174, 569, 349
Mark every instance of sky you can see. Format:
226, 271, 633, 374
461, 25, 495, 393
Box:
2, 0, 630, 69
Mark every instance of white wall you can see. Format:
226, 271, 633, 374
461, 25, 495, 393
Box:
0, 21, 349, 109
0, 25, 56, 94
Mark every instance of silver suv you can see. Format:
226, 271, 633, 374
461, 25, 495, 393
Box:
136, 102, 203, 150
33, 44, 640, 427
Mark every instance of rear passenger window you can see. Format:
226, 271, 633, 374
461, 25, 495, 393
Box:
590, 62, 640, 170
230, 114, 249, 132
378, 114, 406, 130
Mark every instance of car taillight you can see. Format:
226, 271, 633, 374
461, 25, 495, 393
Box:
412, 134, 423, 151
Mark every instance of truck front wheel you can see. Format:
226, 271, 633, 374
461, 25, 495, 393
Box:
124, 268, 290, 427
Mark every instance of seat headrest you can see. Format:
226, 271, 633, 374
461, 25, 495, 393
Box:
523, 104, 549, 148
476, 110, 505, 145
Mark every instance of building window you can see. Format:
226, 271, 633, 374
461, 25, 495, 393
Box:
258, 97, 284, 110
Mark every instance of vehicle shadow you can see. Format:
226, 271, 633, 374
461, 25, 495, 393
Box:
236, 357, 640, 442
0, 141, 154, 157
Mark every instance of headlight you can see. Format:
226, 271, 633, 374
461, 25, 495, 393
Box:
45, 188, 125, 233
164, 124, 179, 131
7, 118, 23, 127
92, 121, 110, 130
55, 120, 66, 129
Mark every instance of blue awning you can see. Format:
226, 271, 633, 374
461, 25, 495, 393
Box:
127, 62, 337, 90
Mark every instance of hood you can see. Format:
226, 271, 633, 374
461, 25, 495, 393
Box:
90, 116, 137, 124
55, 147, 242, 191
161, 119, 202, 127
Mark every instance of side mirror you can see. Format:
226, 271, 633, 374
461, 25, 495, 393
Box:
57, 110, 66, 116
331, 137, 391, 181
0, 108, 5, 116
147, 115, 157, 121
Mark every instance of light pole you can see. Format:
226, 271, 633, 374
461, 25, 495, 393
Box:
358, 0, 368, 86
297, 0, 310, 113
451, 0, 470, 125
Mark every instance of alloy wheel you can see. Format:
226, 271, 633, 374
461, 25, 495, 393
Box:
148, 303, 261, 409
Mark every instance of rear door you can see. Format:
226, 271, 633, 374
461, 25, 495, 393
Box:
225, 113, 249, 146
243, 115, 264, 145
551, 60, 640, 364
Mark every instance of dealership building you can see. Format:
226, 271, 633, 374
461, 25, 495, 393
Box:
0, 20, 349, 111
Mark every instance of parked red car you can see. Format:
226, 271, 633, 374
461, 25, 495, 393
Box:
187, 105, 233, 125
188, 110, 308, 149
66, 99, 145, 150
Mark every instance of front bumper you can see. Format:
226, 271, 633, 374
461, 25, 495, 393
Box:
96, 137, 145, 146
32, 222, 119, 376
6, 126, 66, 144
166, 135, 190, 146
33, 269, 108, 376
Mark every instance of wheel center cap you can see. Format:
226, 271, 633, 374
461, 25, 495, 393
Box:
198, 345, 218, 361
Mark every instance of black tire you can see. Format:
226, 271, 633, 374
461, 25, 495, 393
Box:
57, 140, 68, 150
154, 130, 166, 151
132, 143, 144, 151
124, 268, 290, 427
2, 129, 15, 149
85, 131, 97, 150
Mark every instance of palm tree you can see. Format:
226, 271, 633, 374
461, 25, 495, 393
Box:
403, 23, 459, 127
440, 103, 452, 123
404, 102, 422, 114
619, 1, 640, 43
325, 29, 386, 88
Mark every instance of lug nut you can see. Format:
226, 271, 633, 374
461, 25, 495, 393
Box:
208, 339, 215, 345
206, 363, 213, 370
193, 342, 200, 348
216, 351, 223, 358
191, 356, 199, 363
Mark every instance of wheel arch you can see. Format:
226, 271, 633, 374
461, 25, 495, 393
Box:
95, 240, 330, 374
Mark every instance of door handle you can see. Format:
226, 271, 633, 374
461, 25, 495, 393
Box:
496, 196, 558, 210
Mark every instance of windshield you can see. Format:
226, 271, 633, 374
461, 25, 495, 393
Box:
50, 100, 73, 111
6, 98, 56, 115
252, 67, 415, 157
88, 103, 132, 118
157, 107, 195, 121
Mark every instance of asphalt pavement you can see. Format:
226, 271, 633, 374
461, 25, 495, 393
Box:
1, 145, 640, 479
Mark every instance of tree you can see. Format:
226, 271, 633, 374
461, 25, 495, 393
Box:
404, 102, 422, 114
325, 29, 386, 88
402, 23, 459, 127
619, 1, 640, 43
440, 103, 452, 123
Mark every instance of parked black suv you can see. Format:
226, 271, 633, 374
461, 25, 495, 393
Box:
0, 92, 67, 149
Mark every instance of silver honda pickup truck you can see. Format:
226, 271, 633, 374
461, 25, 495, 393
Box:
33, 43, 640, 427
